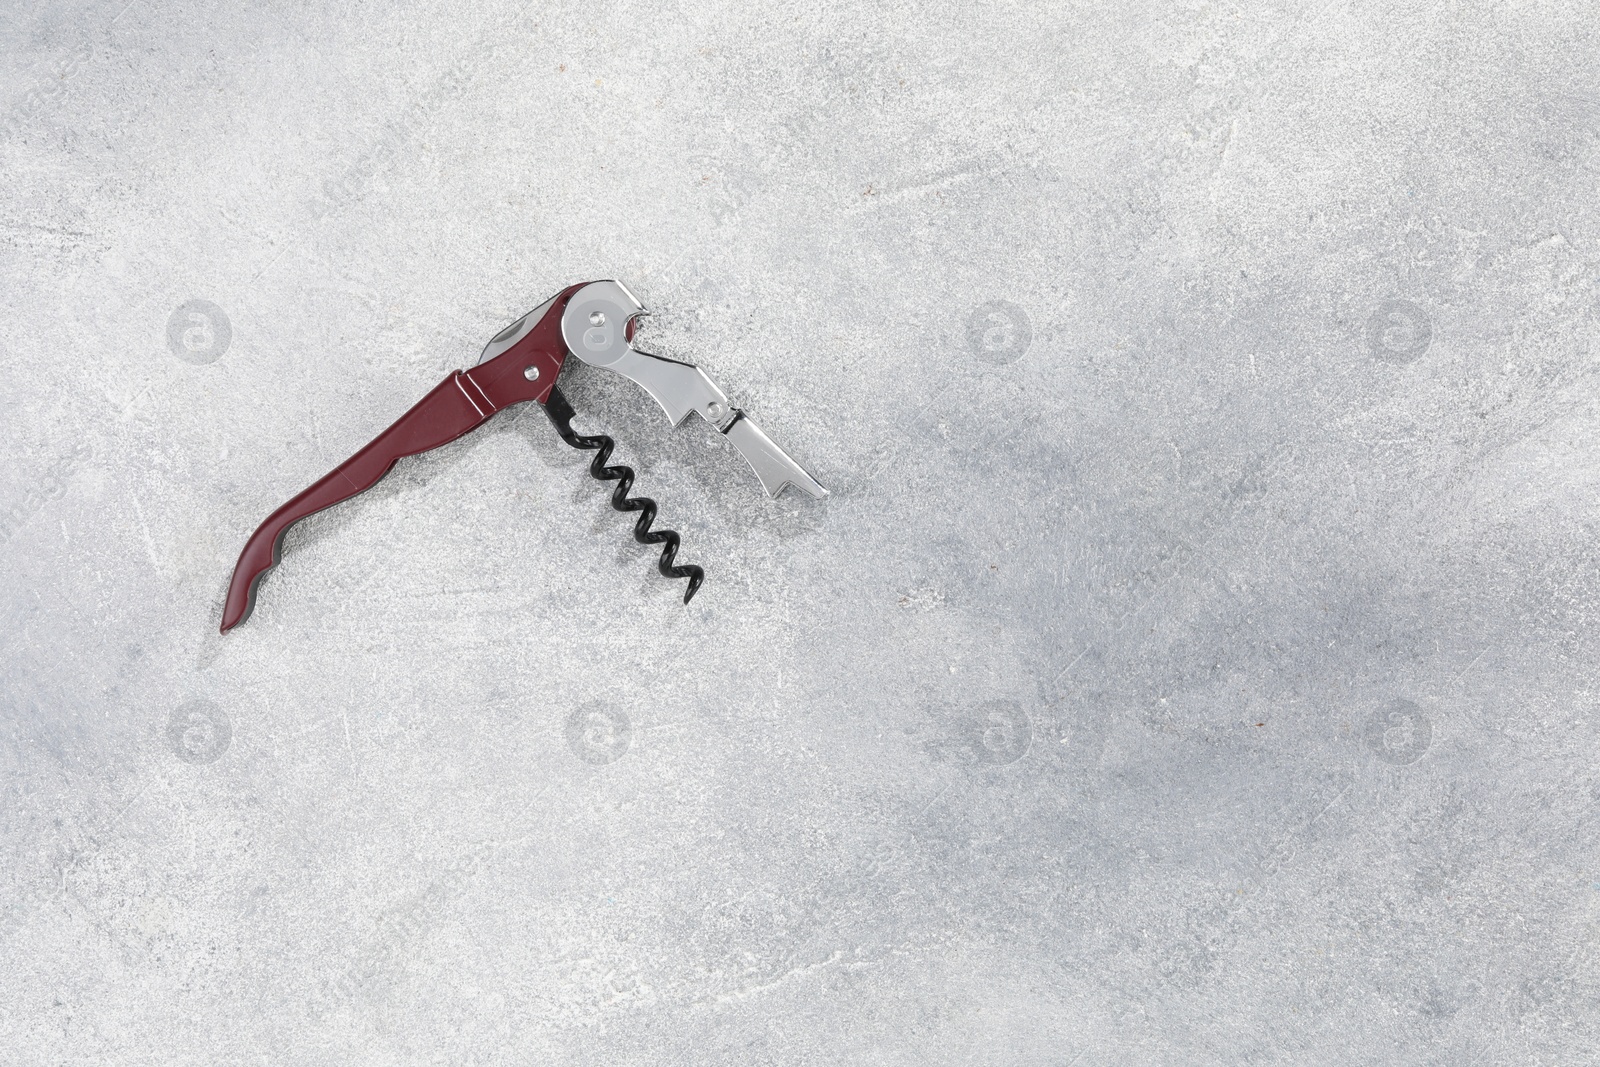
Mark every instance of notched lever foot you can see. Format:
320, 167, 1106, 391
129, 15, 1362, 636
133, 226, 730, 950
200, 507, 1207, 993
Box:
721, 411, 828, 499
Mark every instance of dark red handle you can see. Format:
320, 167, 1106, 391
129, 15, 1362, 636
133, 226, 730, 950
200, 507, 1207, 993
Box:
221, 284, 582, 632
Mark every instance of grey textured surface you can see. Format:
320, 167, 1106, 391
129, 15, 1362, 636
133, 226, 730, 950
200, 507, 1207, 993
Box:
3, 1, 1599, 1063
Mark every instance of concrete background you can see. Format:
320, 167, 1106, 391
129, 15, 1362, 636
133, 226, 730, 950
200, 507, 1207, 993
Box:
3, 0, 1598, 1063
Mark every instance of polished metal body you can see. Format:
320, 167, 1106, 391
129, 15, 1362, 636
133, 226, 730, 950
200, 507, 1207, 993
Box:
558, 281, 827, 499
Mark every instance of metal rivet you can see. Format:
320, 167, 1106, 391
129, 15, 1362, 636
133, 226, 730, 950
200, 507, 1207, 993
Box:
706, 401, 724, 419
523, 365, 540, 381
589, 311, 606, 326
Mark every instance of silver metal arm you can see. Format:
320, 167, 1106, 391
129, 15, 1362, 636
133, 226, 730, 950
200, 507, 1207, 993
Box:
597, 347, 730, 429
558, 281, 827, 499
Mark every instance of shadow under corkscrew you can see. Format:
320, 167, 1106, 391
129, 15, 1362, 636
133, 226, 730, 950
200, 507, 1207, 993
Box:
543, 386, 704, 603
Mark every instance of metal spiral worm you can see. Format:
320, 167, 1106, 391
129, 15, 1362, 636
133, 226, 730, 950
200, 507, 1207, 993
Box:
542, 386, 704, 603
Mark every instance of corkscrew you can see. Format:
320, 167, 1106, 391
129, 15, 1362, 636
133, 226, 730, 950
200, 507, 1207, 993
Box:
220, 280, 826, 632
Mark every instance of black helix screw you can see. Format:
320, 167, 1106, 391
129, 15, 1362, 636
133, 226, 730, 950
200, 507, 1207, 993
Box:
543, 385, 704, 603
